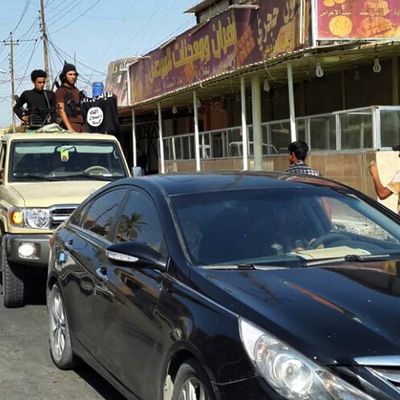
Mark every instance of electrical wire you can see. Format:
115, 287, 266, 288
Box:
48, 38, 100, 87
118, 0, 164, 56
18, 16, 40, 39
91, 0, 138, 69
13, 0, 32, 33
12, 32, 40, 66
49, 0, 104, 34
141, 17, 193, 55
15, 39, 38, 91
48, 37, 105, 75
46, 0, 81, 24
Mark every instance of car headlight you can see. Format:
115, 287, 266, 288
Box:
10, 208, 50, 229
239, 318, 374, 400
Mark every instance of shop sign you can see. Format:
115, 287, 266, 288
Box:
105, 57, 138, 107
315, 0, 400, 40
129, 0, 311, 104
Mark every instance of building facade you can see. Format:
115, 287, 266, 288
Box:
107, 0, 400, 212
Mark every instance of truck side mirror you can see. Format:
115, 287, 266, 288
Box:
131, 166, 143, 177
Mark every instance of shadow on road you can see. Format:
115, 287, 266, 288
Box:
75, 365, 127, 400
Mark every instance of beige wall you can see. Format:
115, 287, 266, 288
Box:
165, 151, 399, 214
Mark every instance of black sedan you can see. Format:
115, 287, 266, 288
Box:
47, 173, 400, 400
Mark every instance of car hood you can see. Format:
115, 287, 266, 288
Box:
9, 181, 107, 207
191, 260, 400, 365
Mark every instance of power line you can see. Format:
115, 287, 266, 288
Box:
46, 0, 81, 24
3, 33, 19, 133
47, 39, 102, 87
48, 38, 105, 75
49, 0, 103, 34
141, 15, 193, 55
12, 29, 40, 65
16, 40, 39, 91
18, 16, 40, 39
13, 0, 32, 33
2, 33, 38, 132
118, 0, 164, 56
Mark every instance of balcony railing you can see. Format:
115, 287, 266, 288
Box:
162, 106, 400, 161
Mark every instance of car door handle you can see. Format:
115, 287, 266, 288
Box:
64, 239, 73, 250
96, 267, 109, 282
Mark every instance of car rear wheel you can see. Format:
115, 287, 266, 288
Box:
2, 243, 25, 308
48, 283, 76, 369
172, 359, 215, 400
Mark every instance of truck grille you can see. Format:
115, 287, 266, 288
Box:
50, 206, 77, 229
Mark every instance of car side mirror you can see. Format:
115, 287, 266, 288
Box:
106, 241, 168, 271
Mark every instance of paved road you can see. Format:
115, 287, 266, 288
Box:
0, 273, 126, 400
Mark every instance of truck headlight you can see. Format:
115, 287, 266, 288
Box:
9, 208, 50, 229
25, 209, 50, 229
239, 318, 374, 400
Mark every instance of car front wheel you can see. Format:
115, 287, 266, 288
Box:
47, 283, 76, 369
172, 359, 215, 400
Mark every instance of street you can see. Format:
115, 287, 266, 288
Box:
0, 275, 126, 400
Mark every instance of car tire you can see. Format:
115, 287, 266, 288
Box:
2, 243, 25, 308
47, 283, 76, 369
172, 358, 215, 400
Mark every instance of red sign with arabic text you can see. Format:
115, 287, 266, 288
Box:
316, 0, 400, 40
128, 0, 311, 105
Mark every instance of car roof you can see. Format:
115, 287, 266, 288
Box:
1, 133, 119, 143
125, 172, 348, 197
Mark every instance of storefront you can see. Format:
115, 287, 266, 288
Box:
106, 0, 400, 211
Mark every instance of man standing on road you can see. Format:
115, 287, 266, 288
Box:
369, 145, 400, 214
13, 69, 56, 129
284, 140, 321, 176
55, 63, 84, 132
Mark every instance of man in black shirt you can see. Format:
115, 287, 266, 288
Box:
13, 69, 56, 129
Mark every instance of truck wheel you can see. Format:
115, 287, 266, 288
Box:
2, 243, 25, 308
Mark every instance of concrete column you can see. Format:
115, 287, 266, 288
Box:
193, 90, 201, 171
132, 109, 137, 167
157, 102, 165, 174
341, 71, 347, 110
251, 75, 263, 170
287, 63, 297, 142
241, 76, 249, 171
392, 57, 399, 105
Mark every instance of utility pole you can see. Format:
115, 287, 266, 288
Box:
39, 0, 50, 89
3, 33, 18, 133
3, 34, 37, 133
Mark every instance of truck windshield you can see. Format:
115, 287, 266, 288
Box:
9, 140, 128, 182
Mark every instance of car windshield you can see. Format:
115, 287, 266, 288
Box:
9, 140, 128, 182
171, 187, 400, 266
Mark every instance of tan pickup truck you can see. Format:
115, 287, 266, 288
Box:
0, 132, 130, 307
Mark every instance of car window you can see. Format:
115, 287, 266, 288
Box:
328, 197, 398, 242
114, 190, 165, 255
81, 189, 127, 239
171, 188, 400, 266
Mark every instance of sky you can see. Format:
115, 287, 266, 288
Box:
0, 0, 196, 128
